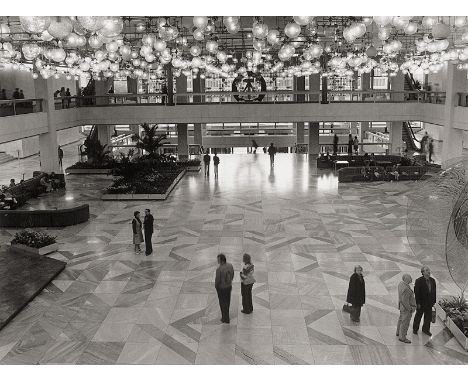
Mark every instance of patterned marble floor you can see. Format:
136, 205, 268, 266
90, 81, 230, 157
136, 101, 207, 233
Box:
0, 153, 467, 365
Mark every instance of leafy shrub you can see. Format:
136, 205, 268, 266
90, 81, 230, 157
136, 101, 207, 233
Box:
176, 159, 201, 167
68, 161, 116, 169
439, 293, 468, 337
11, 230, 56, 248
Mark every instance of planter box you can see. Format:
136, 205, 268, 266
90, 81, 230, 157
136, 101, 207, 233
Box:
186, 165, 201, 172
437, 303, 468, 351
10, 243, 59, 256
102, 170, 186, 201
65, 168, 111, 175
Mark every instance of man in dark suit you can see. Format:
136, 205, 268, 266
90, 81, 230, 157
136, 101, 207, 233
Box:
413, 265, 436, 336
143, 208, 154, 256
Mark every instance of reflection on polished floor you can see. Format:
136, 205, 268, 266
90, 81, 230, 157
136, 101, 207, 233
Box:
0, 153, 467, 365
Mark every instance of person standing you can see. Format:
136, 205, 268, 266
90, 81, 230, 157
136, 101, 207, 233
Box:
413, 266, 436, 336
420, 132, 429, 154
428, 139, 434, 163
65, 88, 71, 108
0, 89, 7, 100
215, 254, 234, 324
132, 211, 144, 253
267, 142, 276, 166
240, 253, 255, 314
252, 139, 259, 154
203, 150, 211, 177
213, 152, 220, 179
353, 136, 359, 155
333, 133, 339, 155
143, 208, 154, 256
347, 134, 353, 156
396, 274, 417, 343
60, 87, 66, 109
12, 88, 20, 99
346, 265, 366, 322
58, 145, 64, 168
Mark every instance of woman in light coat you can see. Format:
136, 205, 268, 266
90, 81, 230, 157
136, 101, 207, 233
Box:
132, 211, 144, 253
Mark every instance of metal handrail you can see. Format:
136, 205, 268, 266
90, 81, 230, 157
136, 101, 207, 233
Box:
0, 98, 43, 116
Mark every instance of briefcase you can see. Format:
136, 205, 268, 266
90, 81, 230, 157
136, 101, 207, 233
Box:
432, 307, 436, 323
342, 304, 351, 314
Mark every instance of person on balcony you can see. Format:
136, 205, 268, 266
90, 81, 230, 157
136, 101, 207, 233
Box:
12, 88, 20, 99
347, 134, 353, 156
65, 88, 71, 108
353, 136, 359, 155
0, 89, 7, 100
60, 87, 66, 109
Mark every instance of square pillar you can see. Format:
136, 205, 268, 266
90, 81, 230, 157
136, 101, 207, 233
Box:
442, 63, 467, 166
95, 77, 113, 105
308, 122, 320, 155
193, 76, 205, 103
194, 123, 203, 146
294, 76, 305, 102
177, 123, 189, 159
176, 74, 188, 104
309, 73, 320, 102
389, 122, 404, 154
296, 122, 305, 144
34, 77, 61, 173
390, 73, 404, 102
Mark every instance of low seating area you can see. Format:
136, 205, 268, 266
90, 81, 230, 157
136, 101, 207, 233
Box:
317, 154, 405, 169
338, 165, 427, 183
1, 172, 66, 209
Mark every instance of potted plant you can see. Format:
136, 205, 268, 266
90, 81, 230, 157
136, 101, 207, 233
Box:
10, 230, 58, 256
133, 123, 168, 161
438, 284, 468, 351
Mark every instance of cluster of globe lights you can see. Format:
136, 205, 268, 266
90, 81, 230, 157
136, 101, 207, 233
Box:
1, 16, 468, 82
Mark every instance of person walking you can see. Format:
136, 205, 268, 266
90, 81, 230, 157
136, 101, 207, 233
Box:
143, 208, 154, 256
252, 139, 259, 154
60, 87, 66, 109
413, 266, 436, 336
132, 211, 144, 253
203, 150, 211, 177
215, 254, 234, 324
240, 253, 255, 314
58, 145, 64, 168
347, 134, 353, 156
333, 133, 339, 155
65, 88, 71, 108
396, 274, 417, 343
267, 143, 276, 166
428, 139, 434, 163
346, 265, 366, 322
353, 136, 359, 155
213, 152, 220, 179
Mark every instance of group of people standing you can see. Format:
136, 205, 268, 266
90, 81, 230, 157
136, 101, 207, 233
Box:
332, 134, 360, 156
54, 87, 72, 108
132, 209, 154, 255
0, 88, 25, 100
203, 150, 220, 178
346, 265, 437, 343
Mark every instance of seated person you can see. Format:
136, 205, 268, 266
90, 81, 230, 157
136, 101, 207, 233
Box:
371, 167, 383, 181
369, 153, 376, 166
390, 164, 400, 181
49, 172, 61, 190
360, 166, 370, 180
40, 175, 53, 192
9, 179, 16, 188
0, 192, 18, 210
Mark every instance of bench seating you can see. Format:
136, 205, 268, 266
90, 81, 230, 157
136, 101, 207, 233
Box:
0, 204, 89, 227
318, 155, 404, 169
338, 166, 427, 183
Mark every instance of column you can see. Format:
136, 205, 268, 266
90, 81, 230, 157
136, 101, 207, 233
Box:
320, 55, 328, 104
177, 123, 189, 159
94, 78, 113, 150
390, 73, 404, 102
294, 76, 305, 102
309, 73, 320, 103
389, 122, 404, 154
166, 64, 174, 105
194, 123, 203, 146
308, 122, 320, 156
296, 122, 305, 144
442, 63, 467, 166
193, 75, 205, 103
34, 77, 61, 173
176, 74, 188, 104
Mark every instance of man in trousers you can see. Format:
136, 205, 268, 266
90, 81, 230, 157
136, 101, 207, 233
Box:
413, 265, 437, 336
396, 274, 416, 343
143, 208, 154, 255
215, 254, 234, 324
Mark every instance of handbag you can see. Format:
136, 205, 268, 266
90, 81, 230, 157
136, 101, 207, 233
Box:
432, 307, 436, 323
342, 304, 351, 314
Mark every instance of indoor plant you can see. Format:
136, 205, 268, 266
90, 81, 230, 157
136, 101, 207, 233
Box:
10, 229, 59, 256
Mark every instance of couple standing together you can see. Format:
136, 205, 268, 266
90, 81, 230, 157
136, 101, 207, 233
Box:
215, 253, 255, 324
132, 209, 154, 255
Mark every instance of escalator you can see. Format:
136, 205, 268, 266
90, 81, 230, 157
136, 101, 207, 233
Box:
402, 122, 422, 152
404, 72, 420, 100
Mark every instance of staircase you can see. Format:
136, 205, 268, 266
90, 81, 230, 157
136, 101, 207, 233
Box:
404, 72, 420, 100
0, 152, 16, 165
402, 122, 421, 152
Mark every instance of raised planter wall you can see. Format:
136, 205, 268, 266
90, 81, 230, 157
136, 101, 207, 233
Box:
436, 302, 468, 351
65, 168, 111, 175
102, 170, 186, 201
10, 243, 59, 256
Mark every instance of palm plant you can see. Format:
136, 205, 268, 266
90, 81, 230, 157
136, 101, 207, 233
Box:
133, 123, 167, 160
83, 137, 111, 165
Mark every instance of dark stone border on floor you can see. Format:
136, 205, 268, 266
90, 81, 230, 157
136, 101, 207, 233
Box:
0, 249, 66, 331
101, 169, 186, 201
65, 168, 112, 175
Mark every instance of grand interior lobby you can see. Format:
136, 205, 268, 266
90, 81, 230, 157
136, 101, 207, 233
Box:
1, 3, 468, 374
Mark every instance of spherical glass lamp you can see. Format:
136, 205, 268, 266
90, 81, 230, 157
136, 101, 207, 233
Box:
190, 45, 202, 57
22, 43, 42, 61
455, 16, 467, 28
284, 22, 301, 39
252, 21, 269, 39
217, 51, 227, 62
20, 16, 51, 34
40, 30, 54, 42
106, 41, 119, 53
154, 39, 167, 52
100, 17, 123, 38
193, 16, 209, 30
267, 29, 281, 45
193, 28, 205, 41
253, 38, 267, 52
405, 22, 418, 35
373, 16, 393, 27
0, 23, 10, 37
89, 35, 104, 49
432, 23, 451, 40
48, 17, 73, 39
159, 25, 179, 41
226, 22, 240, 34
77, 16, 105, 32
293, 16, 311, 26
206, 40, 218, 53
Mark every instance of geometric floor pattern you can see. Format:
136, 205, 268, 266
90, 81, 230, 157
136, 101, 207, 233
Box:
0, 153, 467, 364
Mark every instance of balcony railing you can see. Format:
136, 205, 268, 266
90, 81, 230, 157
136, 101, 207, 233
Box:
52, 90, 446, 110
0, 98, 43, 116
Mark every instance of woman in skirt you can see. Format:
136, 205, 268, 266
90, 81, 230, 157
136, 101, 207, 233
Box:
132, 211, 144, 253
